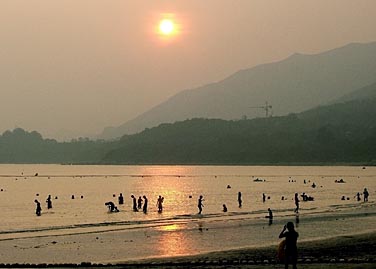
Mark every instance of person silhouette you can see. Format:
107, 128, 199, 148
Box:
238, 192, 242, 208
263, 193, 266, 203
198, 195, 204, 214
294, 193, 299, 213
363, 188, 369, 202
157, 195, 164, 213
223, 204, 228, 212
143, 195, 148, 213
131, 195, 138, 212
35, 200, 42, 216
118, 193, 124, 205
137, 196, 143, 209
105, 201, 119, 212
46, 195, 52, 209
279, 222, 299, 269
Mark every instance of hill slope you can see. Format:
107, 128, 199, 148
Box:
101, 42, 376, 139
101, 97, 376, 165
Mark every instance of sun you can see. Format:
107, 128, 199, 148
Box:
159, 19, 175, 35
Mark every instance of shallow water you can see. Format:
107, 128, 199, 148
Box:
0, 165, 375, 262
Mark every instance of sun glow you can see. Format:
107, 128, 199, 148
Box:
154, 14, 181, 41
159, 19, 175, 35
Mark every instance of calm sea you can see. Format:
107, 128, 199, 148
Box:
0, 164, 375, 262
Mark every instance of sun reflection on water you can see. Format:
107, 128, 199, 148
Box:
156, 224, 192, 257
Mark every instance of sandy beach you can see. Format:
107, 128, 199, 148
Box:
0, 232, 374, 268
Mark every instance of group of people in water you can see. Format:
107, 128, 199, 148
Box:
34, 185, 371, 218
107, 193, 150, 214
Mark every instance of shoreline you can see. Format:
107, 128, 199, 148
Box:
0, 232, 374, 268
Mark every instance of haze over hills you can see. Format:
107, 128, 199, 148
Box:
332, 81, 376, 103
1, 82, 375, 164
100, 42, 376, 140
101, 96, 376, 165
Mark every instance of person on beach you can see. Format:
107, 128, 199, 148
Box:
223, 204, 228, 212
105, 201, 119, 212
46, 194, 52, 209
131, 195, 138, 212
157, 195, 164, 213
35, 199, 42, 216
137, 196, 143, 209
263, 193, 266, 203
118, 193, 124, 205
363, 188, 369, 202
355, 192, 361, 201
198, 195, 204, 214
294, 193, 299, 213
279, 222, 299, 269
238, 191, 242, 208
142, 195, 148, 213
266, 208, 273, 225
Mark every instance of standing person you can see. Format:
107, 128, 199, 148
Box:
279, 222, 299, 269
355, 192, 361, 201
363, 188, 369, 202
238, 192, 242, 208
35, 200, 42, 216
118, 193, 124, 205
294, 193, 299, 213
198, 195, 204, 214
137, 196, 143, 209
263, 193, 266, 203
142, 195, 148, 213
46, 195, 52, 209
131, 195, 138, 212
156, 195, 164, 213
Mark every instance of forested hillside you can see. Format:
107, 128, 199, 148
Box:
1, 97, 375, 165
102, 98, 376, 165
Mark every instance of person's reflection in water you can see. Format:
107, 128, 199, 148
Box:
295, 214, 300, 227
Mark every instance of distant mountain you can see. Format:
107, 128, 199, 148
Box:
332, 81, 376, 104
101, 96, 376, 165
0, 128, 111, 164
100, 41, 376, 139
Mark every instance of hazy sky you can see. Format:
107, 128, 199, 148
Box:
1, 0, 376, 140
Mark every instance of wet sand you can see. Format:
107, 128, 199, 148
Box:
0, 232, 374, 268
119, 232, 376, 268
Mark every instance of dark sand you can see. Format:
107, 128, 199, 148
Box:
0, 232, 374, 268
113, 232, 376, 268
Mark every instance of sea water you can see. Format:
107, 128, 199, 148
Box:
0, 164, 375, 262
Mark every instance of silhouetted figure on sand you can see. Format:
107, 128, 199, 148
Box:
46, 195, 52, 209
363, 188, 369, 202
137, 196, 143, 209
223, 204, 228, 212
238, 192, 242, 208
294, 193, 299, 213
263, 193, 266, 203
265, 208, 273, 225
118, 193, 124, 205
105, 201, 119, 212
131, 195, 138, 212
157, 195, 164, 213
355, 192, 361, 201
143, 195, 148, 213
198, 195, 204, 214
279, 222, 299, 269
35, 200, 42, 216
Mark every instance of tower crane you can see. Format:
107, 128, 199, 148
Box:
250, 101, 273, 117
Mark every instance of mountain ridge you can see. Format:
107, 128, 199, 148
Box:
99, 42, 376, 139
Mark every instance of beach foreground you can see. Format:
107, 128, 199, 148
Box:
0, 232, 374, 268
